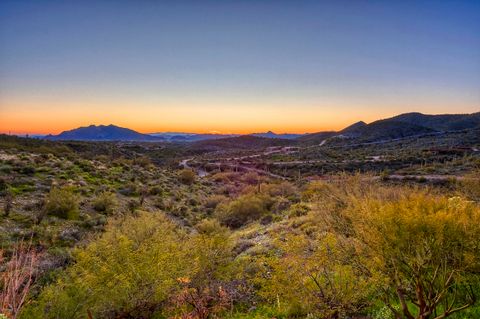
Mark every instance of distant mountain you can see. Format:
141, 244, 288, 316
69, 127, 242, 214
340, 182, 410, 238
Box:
45, 125, 164, 141
150, 132, 239, 142
40, 111, 480, 144
191, 135, 296, 151
150, 131, 302, 141
250, 131, 304, 139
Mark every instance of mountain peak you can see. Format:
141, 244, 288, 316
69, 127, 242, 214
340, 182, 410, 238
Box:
44, 124, 163, 141
340, 120, 367, 134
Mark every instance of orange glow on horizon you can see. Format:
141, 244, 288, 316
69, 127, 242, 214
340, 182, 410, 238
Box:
1, 97, 478, 136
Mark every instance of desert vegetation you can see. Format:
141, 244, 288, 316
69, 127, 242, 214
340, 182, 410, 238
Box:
1, 134, 479, 318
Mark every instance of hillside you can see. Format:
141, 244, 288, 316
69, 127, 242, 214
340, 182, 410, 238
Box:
250, 131, 304, 139
296, 131, 337, 144
390, 112, 480, 131
339, 121, 367, 136
299, 111, 480, 144
342, 120, 436, 142
191, 135, 296, 151
45, 124, 163, 141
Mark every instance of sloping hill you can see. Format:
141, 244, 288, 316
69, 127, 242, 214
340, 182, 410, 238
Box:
299, 112, 479, 145
349, 120, 436, 142
390, 112, 480, 131
339, 121, 367, 136
296, 131, 337, 144
45, 125, 163, 141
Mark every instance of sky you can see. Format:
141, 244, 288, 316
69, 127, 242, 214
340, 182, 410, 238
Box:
0, 0, 479, 135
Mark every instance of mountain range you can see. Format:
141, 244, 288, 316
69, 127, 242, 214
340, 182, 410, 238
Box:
42, 112, 480, 144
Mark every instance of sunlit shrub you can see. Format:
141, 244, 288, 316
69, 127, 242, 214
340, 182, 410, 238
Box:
23, 212, 240, 319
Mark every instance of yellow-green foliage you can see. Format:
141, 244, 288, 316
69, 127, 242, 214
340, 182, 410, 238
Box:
44, 187, 79, 219
256, 232, 377, 317
254, 179, 480, 318
18, 173, 480, 319
262, 181, 297, 198
216, 194, 271, 228
22, 212, 236, 319
305, 178, 480, 318
348, 194, 480, 319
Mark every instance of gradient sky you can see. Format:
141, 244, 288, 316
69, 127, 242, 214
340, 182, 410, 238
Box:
1, 0, 479, 135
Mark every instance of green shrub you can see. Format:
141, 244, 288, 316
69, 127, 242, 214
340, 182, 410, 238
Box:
22, 212, 237, 319
287, 202, 310, 217
92, 191, 117, 214
204, 194, 227, 210
44, 187, 79, 219
20, 165, 36, 175
0, 178, 7, 195
179, 169, 195, 185
148, 185, 163, 196
216, 194, 270, 228
134, 156, 152, 168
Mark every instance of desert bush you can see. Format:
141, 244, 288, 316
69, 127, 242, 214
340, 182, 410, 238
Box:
44, 187, 79, 220
23, 212, 242, 319
350, 195, 480, 319
179, 169, 196, 185
257, 232, 376, 317
19, 165, 35, 176
204, 194, 228, 210
263, 181, 297, 198
215, 194, 270, 228
242, 172, 261, 185
117, 182, 138, 196
310, 185, 480, 319
286, 202, 310, 217
148, 185, 163, 196
0, 179, 8, 195
133, 156, 152, 168
211, 172, 238, 183
92, 191, 117, 214
23, 212, 191, 319
457, 171, 480, 201
3, 191, 13, 217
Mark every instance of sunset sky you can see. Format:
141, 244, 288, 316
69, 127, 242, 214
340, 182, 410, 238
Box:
1, 1, 479, 135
